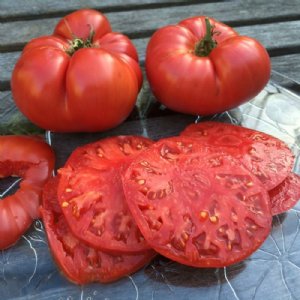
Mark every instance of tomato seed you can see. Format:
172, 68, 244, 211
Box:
62, 202, 69, 208
181, 232, 189, 241
209, 215, 219, 224
199, 211, 208, 221
137, 179, 145, 185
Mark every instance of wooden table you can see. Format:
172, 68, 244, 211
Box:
1, 1, 300, 299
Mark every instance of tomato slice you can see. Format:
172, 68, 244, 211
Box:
57, 136, 153, 253
122, 136, 272, 267
269, 172, 300, 215
41, 177, 156, 284
0, 135, 55, 250
181, 121, 294, 191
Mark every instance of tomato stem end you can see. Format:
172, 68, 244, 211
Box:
66, 27, 95, 56
194, 18, 218, 57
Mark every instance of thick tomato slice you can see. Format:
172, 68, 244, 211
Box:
181, 121, 294, 191
122, 137, 272, 267
57, 136, 153, 253
269, 172, 300, 216
0, 135, 55, 250
41, 177, 156, 284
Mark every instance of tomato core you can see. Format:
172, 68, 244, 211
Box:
194, 18, 218, 57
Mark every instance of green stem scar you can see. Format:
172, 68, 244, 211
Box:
194, 18, 218, 57
66, 27, 95, 56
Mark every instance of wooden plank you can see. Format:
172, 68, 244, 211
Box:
0, 0, 207, 20
1, 0, 300, 51
1, 21, 300, 89
0, 52, 18, 90
0, 91, 43, 134
271, 54, 300, 85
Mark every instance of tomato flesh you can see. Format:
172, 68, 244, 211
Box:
181, 121, 294, 191
57, 136, 153, 253
122, 137, 272, 267
41, 177, 156, 284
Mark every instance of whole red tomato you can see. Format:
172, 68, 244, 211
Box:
0, 135, 55, 250
145, 16, 271, 115
11, 9, 142, 132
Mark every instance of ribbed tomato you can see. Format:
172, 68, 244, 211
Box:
11, 9, 142, 132
146, 16, 271, 115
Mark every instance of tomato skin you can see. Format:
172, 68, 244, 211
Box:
0, 135, 55, 250
145, 16, 271, 115
11, 9, 142, 132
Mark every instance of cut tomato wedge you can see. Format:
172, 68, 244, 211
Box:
57, 136, 153, 253
269, 172, 300, 215
0, 135, 55, 250
181, 121, 294, 191
41, 177, 156, 284
122, 136, 272, 267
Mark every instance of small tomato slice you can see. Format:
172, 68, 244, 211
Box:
269, 172, 300, 216
41, 177, 156, 284
0, 135, 55, 249
122, 137, 272, 267
57, 136, 153, 253
181, 121, 294, 191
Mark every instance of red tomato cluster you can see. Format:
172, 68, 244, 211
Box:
41, 122, 300, 283
11, 10, 271, 133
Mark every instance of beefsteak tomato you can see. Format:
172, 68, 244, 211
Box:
0, 135, 55, 249
11, 9, 142, 132
145, 16, 271, 115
